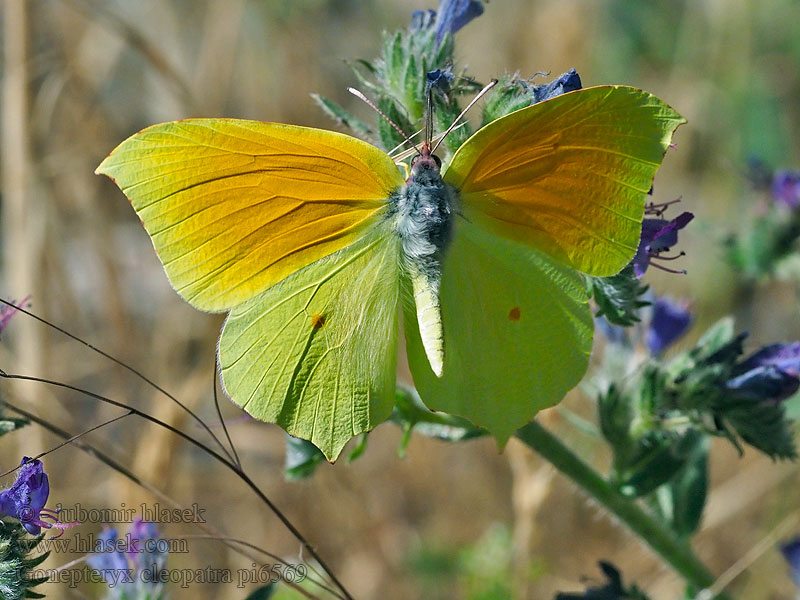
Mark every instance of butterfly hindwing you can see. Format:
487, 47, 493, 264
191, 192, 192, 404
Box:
404, 218, 593, 445
96, 119, 404, 312
444, 85, 686, 276
219, 228, 402, 461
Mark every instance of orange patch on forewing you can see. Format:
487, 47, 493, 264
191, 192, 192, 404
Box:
311, 313, 326, 329
508, 306, 521, 321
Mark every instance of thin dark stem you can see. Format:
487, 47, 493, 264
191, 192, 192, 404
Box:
0, 298, 236, 465
212, 358, 240, 470
0, 399, 332, 600
183, 535, 340, 599
0, 372, 354, 600
0, 410, 132, 478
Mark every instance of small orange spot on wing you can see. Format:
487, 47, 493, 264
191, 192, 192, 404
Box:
508, 306, 521, 321
311, 313, 326, 329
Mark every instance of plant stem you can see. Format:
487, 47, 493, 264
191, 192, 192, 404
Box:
515, 420, 732, 600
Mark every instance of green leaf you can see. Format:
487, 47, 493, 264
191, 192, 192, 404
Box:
693, 317, 736, 360
716, 396, 797, 459
598, 383, 635, 463
346, 434, 369, 463
586, 265, 650, 326
667, 435, 709, 537
481, 77, 533, 124
389, 385, 487, 445
311, 94, 374, 140
284, 435, 325, 481
0, 521, 48, 600
243, 584, 276, 600
377, 97, 413, 151
0, 409, 28, 437
619, 431, 703, 497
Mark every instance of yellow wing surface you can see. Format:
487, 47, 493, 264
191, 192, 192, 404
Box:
96, 119, 404, 312
443, 85, 686, 276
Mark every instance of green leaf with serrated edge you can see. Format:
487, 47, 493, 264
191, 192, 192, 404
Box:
716, 397, 796, 459
587, 265, 650, 326
311, 94, 374, 140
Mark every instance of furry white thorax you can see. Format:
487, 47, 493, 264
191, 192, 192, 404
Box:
390, 157, 457, 281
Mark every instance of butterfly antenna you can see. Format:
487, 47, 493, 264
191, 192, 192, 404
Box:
425, 87, 434, 148
348, 87, 421, 156
431, 79, 498, 154
389, 128, 424, 156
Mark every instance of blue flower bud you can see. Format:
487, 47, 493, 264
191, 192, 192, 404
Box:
646, 298, 693, 355
725, 342, 800, 402
434, 0, 484, 46
532, 68, 582, 104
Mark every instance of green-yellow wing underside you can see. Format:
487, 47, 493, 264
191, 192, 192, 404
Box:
444, 85, 686, 276
404, 218, 593, 445
96, 119, 403, 312
219, 229, 401, 461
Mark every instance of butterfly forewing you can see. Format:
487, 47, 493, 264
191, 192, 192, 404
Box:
96, 119, 404, 312
443, 85, 686, 277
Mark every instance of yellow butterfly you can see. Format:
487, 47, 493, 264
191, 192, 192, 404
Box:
97, 85, 683, 460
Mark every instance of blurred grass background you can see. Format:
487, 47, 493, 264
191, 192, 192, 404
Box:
1, 0, 800, 598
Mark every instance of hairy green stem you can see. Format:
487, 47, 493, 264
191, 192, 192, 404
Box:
515, 420, 731, 600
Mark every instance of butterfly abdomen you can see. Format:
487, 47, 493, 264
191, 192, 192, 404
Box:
389, 158, 456, 377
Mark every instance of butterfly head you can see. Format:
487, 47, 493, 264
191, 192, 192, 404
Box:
409, 144, 442, 183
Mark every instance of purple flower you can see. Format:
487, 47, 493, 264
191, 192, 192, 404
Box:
781, 537, 800, 586
727, 342, 800, 402
434, 0, 484, 45
0, 296, 30, 338
646, 298, 693, 355
88, 528, 131, 582
532, 69, 582, 104
0, 457, 74, 535
772, 170, 800, 209
631, 212, 694, 277
88, 518, 168, 593
128, 518, 167, 573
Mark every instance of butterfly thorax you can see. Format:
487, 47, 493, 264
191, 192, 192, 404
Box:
390, 150, 456, 277
387, 148, 456, 377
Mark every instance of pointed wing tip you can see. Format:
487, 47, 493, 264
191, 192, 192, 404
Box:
94, 162, 109, 178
